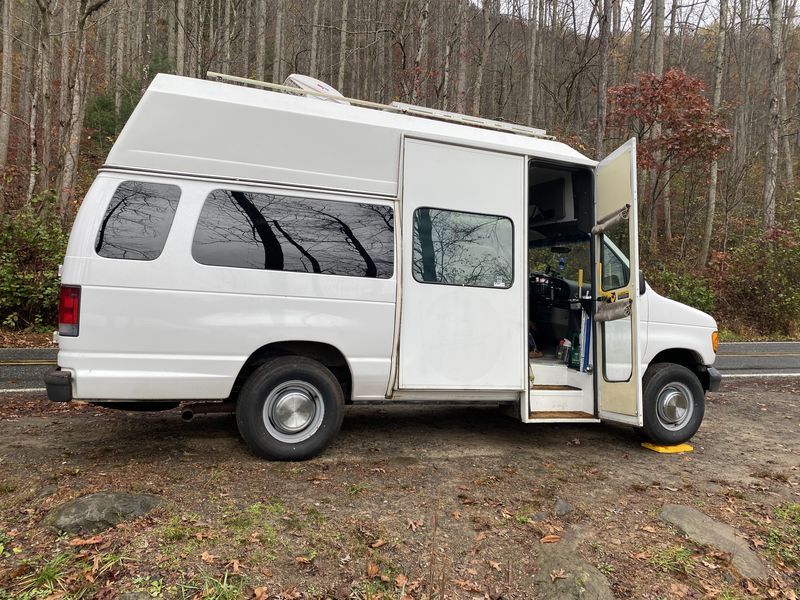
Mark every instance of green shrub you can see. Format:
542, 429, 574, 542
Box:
716, 223, 800, 336
0, 195, 67, 329
646, 269, 716, 314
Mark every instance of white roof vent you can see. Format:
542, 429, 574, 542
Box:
283, 74, 349, 105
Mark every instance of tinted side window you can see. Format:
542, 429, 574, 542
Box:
192, 190, 394, 279
95, 181, 181, 260
412, 208, 513, 289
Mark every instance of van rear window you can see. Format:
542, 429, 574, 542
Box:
192, 190, 394, 279
95, 181, 181, 261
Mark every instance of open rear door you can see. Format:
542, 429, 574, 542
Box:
593, 139, 642, 426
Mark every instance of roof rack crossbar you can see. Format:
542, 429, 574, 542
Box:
206, 71, 553, 140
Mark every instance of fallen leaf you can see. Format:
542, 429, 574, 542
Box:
488, 560, 502, 572
395, 573, 408, 588
745, 581, 759, 594
451, 510, 462, 520
253, 587, 268, 600
200, 551, 217, 564
68, 535, 103, 546
367, 561, 379, 578
550, 568, 567, 582
229, 559, 240, 574
540, 535, 561, 544
371, 538, 385, 548
406, 519, 422, 531
641, 525, 657, 533
294, 556, 311, 565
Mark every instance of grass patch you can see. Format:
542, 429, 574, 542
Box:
16, 551, 74, 595
765, 503, 800, 568
0, 483, 16, 494
648, 545, 695, 575
161, 516, 194, 542
185, 571, 245, 600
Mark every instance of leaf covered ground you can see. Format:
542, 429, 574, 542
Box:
0, 379, 798, 599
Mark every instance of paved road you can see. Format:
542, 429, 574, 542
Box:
1, 342, 798, 393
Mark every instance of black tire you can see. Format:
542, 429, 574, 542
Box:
235, 356, 344, 460
640, 363, 705, 445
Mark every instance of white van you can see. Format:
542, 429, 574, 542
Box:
45, 73, 721, 460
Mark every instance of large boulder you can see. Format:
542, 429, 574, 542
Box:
48, 491, 161, 534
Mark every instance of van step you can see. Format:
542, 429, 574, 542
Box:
531, 384, 581, 391
529, 411, 595, 419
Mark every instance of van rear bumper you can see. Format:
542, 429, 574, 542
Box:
44, 368, 73, 402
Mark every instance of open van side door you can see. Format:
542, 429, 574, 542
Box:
593, 138, 642, 426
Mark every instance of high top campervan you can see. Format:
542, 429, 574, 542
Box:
45, 73, 721, 460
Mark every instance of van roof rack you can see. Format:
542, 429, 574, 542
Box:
206, 72, 553, 140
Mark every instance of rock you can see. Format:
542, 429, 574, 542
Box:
531, 511, 549, 522
660, 504, 768, 582
48, 491, 161, 534
555, 498, 574, 517
116, 594, 152, 600
532, 526, 615, 600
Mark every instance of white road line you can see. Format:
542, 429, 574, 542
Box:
0, 387, 47, 393
722, 373, 800, 378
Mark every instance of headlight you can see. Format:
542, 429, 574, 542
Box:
711, 331, 719, 354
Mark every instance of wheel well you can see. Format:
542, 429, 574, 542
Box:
231, 342, 353, 403
647, 348, 711, 390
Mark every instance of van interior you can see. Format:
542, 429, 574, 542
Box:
527, 161, 595, 418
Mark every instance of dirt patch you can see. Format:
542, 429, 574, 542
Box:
0, 328, 55, 349
0, 379, 798, 599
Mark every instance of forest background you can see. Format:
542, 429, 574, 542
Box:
0, 0, 798, 339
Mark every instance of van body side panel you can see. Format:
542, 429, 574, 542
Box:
58, 174, 396, 401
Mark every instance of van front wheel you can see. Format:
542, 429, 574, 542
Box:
641, 363, 705, 445
236, 357, 344, 460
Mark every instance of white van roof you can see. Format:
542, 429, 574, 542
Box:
106, 74, 595, 197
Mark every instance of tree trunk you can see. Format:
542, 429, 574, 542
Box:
310, 0, 321, 77
763, 0, 783, 231
648, 0, 665, 246
59, 0, 112, 223
167, 0, 176, 68
0, 0, 15, 205
273, 0, 284, 83
410, 0, 431, 105
454, 0, 469, 113
526, 0, 538, 125
337, 0, 349, 93
630, 0, 643, 77
472, 0, 493, 116
176, 0, 186, 75
699, 0, 727, 267
595, 0, 610, 159
115, 2, 127, 114
256, 0, 267, 80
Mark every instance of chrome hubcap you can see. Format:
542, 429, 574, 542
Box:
262, 380, 324, 443
656, 382, 694, 431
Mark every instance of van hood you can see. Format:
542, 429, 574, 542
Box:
646, 287, 717, 329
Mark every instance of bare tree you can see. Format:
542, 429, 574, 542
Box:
699, 0, 728, 267
763, 0, 783, 230
596, 0, 611, 159
0, 0, 14, 204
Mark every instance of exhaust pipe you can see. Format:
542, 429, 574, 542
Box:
181, 401, 235, 422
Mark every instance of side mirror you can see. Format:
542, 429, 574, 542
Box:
639, 270, 646, 295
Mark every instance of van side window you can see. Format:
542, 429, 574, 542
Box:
95, 181, 181, 260
192, 190, 394, 279
412, 208, 513, 289
601, 232, 630, 291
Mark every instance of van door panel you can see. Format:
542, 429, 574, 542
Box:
594, 139, 642, 425
396, 139, 526, 391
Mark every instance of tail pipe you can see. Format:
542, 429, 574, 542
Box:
181, 401, 236, 422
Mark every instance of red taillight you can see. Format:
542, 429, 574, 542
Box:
58, 285, 81, 336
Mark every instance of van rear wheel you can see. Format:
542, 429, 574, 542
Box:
641, 363, 705, 445
236, 357, 344, 460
